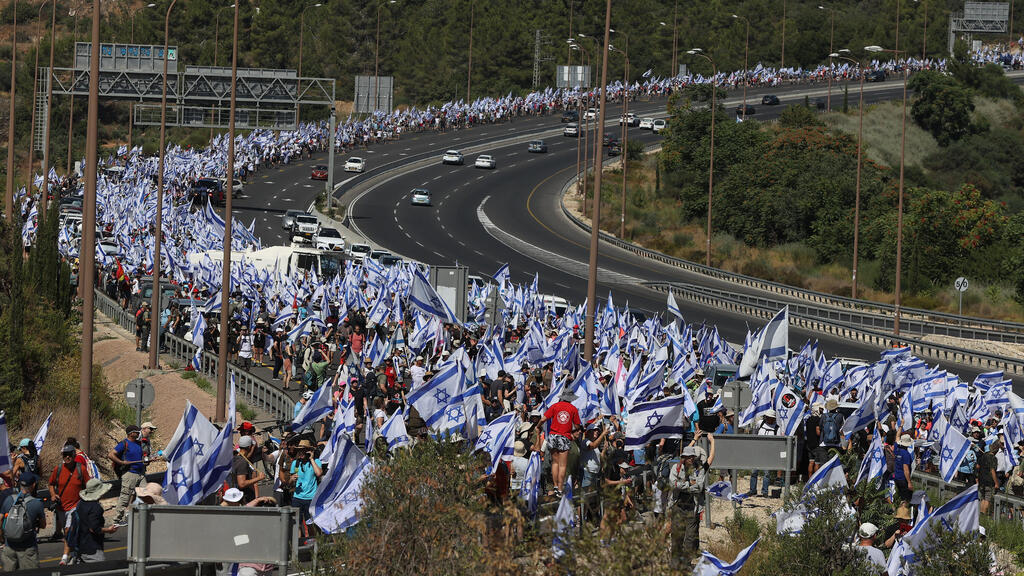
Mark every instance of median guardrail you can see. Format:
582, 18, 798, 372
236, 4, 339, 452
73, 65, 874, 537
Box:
645, 281, 1024, 377
94, 289, 294, 422
557, 175, 1024, 345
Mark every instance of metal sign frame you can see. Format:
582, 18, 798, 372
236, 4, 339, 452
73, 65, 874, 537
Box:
556, 65, 591, 89
429, 266, 469, 323
353, 75, 394, 114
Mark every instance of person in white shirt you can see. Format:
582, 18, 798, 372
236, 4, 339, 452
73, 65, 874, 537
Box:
748, 410, 779, 497
510, 441, 530, 491
410, 356, 427, 389
855, 523, 887, 570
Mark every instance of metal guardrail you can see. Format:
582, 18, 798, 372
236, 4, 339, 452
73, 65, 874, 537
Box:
557, 178, 1024, 343
94, 289, 294, 422
645, 282, 1024, 377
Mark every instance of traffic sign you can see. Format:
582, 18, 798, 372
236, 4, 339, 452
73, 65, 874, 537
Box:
125, 378, 155, 410
954, 277, 969, 292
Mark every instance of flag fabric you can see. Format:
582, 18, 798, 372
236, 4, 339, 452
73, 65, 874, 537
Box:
379, 410, 410, 453
0, 412, 11, 473
901, 485, 979, 564
519, 451, 542, 518
473, 412, 519, 474
738, 306, 789, 378
938, 420, 972, 484
493, 263, 510, 287
803, 454, 847, 495
854, 429, 886, 486
407, 270, 459, 324
552, 477, 575, 559
32, 412, 53, 453
624, 395, 689, 450
310, 433, 371, 533
190, 312, 207, 371
694, 538, 761, 576
291, 377, 334, 432
666, 290, 684, 322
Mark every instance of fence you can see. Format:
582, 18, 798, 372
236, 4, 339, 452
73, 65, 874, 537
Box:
94, 289, 294, 422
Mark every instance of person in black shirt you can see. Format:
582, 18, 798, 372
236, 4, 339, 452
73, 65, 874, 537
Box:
695, 388, 721, 433
67, 478, 118, 563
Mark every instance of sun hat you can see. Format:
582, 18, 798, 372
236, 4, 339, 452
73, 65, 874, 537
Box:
559, 389, 578, 402
61, 444, 76, 454
858, 522, 879, 539
222, 488, 244, 503
763, 409, 777, 419
237, 435, 255, 449
825, 398, 839, 411
681, 446, 697, 457
141, 421, 157, 430
135, 482, 168, 505
894, 503, 913, 520
897, 434, 914, 447
79, 478, 112, 502
513, 441, 527, 457
296, 439, 315, 449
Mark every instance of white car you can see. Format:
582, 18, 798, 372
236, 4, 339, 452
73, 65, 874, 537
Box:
348, 243, 372, 262
652, 119, 667, 133
584, 107, 598, 120
563, 122, 579, 137
344, 157, 366, 173
410, 188, 432, 206
291, 214, 320, 242
639, 117, 655, 129
441, 150, 464, 165
314, 227, 346, 251
474, 154, 496, 169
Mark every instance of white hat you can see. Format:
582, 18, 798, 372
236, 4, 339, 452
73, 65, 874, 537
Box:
223, 488, 244, 503
441, 350, 450, 357
415, 356, 424, 361
763, 409, 777, 419
237, 435, 255, 448
898, 434, 914, 447
859, 522, 879, 539
681, 446, 697, 457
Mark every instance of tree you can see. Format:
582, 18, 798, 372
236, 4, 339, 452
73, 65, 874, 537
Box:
908, 70, 975, 146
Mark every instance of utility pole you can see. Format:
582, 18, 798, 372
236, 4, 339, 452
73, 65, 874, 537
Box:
533, 29, 542, 89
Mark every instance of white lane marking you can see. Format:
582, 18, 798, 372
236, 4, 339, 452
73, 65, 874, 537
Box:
433, 175, 442, 181
397, 224, 404, 231
416, 241, 424, 247
457, 240, 465, 246
444, 193, 451, 199
448, 169, 459, 174
272, 195, 278, 199
400, 153, 408, 156
432, 250, 444, 258
476, 175, 484, 180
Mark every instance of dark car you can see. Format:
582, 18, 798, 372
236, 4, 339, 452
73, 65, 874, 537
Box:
866, 70, 887, 82
310, 165, 328, 180
814, 97, 827, 110
190, 178, 224, 206
761, 94, 780, 106
735, 105, 756, 117
607, 142, 622, 157
561, 110, 579, 123
527, 140, 548, 153
602, 134, 619, 147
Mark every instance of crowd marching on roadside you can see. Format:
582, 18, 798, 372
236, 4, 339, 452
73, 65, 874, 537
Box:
1, 46, 1021, 574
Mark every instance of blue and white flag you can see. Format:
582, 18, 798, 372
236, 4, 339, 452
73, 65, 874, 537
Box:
407, 270, 459, 324
474, 413, 519, 475
666, 290, 683, 322
854, 428, 885, 486
0, 412, 11, 473
32, 412, 53, 454
624, 394, 689, 449
406, 358, 465, 432
901, 485, 978, 564
708, 480, 749, 502
291, 377, 334, 432
519, 451, 542, 518
379, 409, 410, 453
694, 538, 761, 576
803, 454, 847, 495
840, 384, 877, 439
310, 433, 371, 532
937, 416, 972, 484
738, 306, 789, 378
492, 263, 509, 286
552, 477, 575, 559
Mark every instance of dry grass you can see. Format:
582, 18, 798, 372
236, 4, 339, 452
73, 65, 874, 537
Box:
826, 101, 939, 169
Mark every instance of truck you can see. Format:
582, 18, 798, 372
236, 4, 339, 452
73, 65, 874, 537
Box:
187, 245, 346, 279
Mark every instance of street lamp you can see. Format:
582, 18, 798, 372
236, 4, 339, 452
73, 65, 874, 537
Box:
131, 3, 157, 44
27, 1, 51, 184
915, 0, 928, 60
781, 0, 787, 69
298, 3, 323, 125
149, 0, 180, 370
375, 1, 397, 113
214, 4, 235, 68
40, 0, 58, 226
866, 44, 908, 335
570, 41, 589, 214
467, 0, 475, 104
4, 0, 18, 220
819, 5, 835, 111
610, 40, 629, 238
832, 49, 866, 299
128, 3, 157, 150
732, 14, 751, 120
687, 48, 718, 268
577, 33, 602, 218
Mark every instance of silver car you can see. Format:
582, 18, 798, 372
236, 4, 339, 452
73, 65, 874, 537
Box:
282, 209, 305, 230
410, 188, 432, 206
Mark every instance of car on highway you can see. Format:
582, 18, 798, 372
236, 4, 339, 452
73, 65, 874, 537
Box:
347, 243, 372, 262
474, 154, 496, 169
560, 110, 579, 123
369, 249, 391, 262
761, 94, 780, 105
602, 134, 618, 146
527, 140, 548, 153
313, 227, 346, 251
607, 142, 622, 156
563, 122, 579, 137
310, 165, 329, 180
281, 209, 305, 230
190, 178, 225, 206
291, 214, 320, 241
218, 177, 245, 196
584, 107, 598, 120
734, 105, 756, 117
344, 157, 366, 173
411, 188, 432, 206
652, 119, 667, 133
639, 117, 654, 129
866, 70, 887, 82
619, 112, 638, 126
380, 254, 403, 267
442, 150, 464, 165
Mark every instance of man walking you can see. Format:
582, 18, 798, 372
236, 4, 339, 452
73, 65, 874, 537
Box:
66, 478, 118, 563
669, 446, 707, 568
0, 472, 46, 570
48, 444, 90, 564
109, 425, 149, 527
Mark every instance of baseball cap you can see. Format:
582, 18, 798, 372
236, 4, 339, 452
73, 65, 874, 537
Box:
859, 522, 879, 539
17, 438, 31, 448
126, 424, 141, 434
141, 421, 157, 430
61, 444, 77, 454
238, 421, 256, 433
237, 436, 255, 448
223, 488, 244, 503
415, 356, 424, 361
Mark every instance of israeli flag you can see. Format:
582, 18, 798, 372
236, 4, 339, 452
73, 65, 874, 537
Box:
32, 412, 53, 454
738, 306, 789, 378
379, 410, 410, 453
840, 384, 877, 439
310, 434, 372, 534
519, 451, 542, 518
190, 313, 207, 371
552, 477, 575, 559
901, 485, 978, 565
474, 413, 519, 474
0, 412, 11, 473
291, 377, 334, 432
407, 270, 459, 324
624, 394, 689, 449
162, 399, 231, 506
694, 538, 760, 576
854, 428, 886, 486
406, 359, 464, 432
803, 453, 847, 496
937, 415, 972, 483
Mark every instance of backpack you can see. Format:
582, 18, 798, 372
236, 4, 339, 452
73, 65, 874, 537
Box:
821, 412, 841, 446
3, 494, 35, 541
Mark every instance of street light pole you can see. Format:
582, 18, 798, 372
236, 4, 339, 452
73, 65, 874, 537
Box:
732, 14, 750, 120
610, 37, 629, 239
374, 1, 395, 113
28, 2, 49, 184
688, 49, 717, 267
216, 0, 240, 422
781, 0, 787, 69
672, 0, 679, 75
149, 0, 179, 370
834, 50, 865, 299
4, 0, 17, 221
819, 5, 835, 111
298, 3, 322, 125
129, 4, 156, 151
583, 0, 613, 363
40, 0, 57, 226
467, 0, 475, 104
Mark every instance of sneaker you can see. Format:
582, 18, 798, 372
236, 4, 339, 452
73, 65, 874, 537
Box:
113, 519, 129, 528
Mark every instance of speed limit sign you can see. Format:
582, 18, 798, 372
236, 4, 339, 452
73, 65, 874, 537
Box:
954, 277, 969, 292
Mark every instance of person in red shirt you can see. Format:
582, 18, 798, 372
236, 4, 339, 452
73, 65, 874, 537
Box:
541, 389, 582, 496
48, 444, 91, 564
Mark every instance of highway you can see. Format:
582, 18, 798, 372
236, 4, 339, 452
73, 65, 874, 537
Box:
225, 74, 1021, 385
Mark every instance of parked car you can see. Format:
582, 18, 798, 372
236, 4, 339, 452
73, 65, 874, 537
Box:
310, 165, 328, 180
441, 150, 464, 165
380, 255, 403, 267
474, 154, 496, 169
866, 70, 887, 82
314, 227, 346, 251
190, 178, 225, 206
563, 122, 579, 137
411, 188, 432, 206
291, 214, 320, 241
761, 94, 780, 105
561, 110, 579, 123
344, 157, 366, 173
281, 209, 305, 230
639, 117, 654, 129
734, 105, 756, 117
369, 249, 391, 262
652, 119, 667, 133
527, 140, 548, 153
602, 134, 618, 147
347, 243, 372, 261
